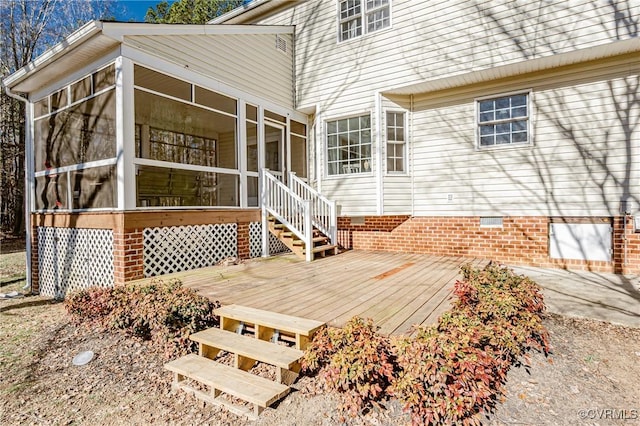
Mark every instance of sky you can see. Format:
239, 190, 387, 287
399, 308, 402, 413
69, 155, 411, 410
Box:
112, 0, 176, 22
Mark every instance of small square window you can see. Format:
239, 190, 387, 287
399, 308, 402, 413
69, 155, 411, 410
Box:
477, 93, 530, 148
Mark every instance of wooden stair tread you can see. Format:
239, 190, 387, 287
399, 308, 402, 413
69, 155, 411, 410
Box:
214, 304, 324, 337
190, 328, 303, 369
305, 244, 337, 254
164, 354, 289, 407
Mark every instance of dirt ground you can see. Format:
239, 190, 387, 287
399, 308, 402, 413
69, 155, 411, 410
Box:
2, 245, 640, 425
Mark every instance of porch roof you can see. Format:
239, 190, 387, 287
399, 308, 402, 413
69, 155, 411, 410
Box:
2, 20, 294, 95
382, 37, 640, 97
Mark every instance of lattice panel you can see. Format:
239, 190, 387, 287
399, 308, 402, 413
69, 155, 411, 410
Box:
249, 221, 291, 258
38, 227, 114, 299
143, 224, 237, 277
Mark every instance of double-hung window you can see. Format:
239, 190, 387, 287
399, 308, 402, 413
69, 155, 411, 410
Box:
327, 115, 372, 176
339, 0, 391, 42
477, 92, 530, 148
386, 111, 405, 173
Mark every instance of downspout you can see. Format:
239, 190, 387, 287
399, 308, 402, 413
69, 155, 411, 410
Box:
3, 84, 32, 293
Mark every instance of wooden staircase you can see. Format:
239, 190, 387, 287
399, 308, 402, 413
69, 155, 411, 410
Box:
164, 305, 325, 420
268, 216, 339, 260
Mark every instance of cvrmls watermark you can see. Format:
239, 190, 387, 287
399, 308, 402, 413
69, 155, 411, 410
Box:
578, 409, 638, 420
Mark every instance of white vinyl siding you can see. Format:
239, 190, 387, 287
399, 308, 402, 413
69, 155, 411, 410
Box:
253, 0, 637, 216
123, 33, 294, 109
410, 59, 640, 217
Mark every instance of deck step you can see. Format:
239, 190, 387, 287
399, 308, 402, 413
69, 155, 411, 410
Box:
215, 304, 325, 350
304, 244, 338, 254
292, 236, 327, 246
165, 354, 289, 419
190, 327, 303, 384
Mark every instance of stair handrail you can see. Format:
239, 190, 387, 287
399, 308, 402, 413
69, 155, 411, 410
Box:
288, 171, 337, 245
262, 169, 313, 261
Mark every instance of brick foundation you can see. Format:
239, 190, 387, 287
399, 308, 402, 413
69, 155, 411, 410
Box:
342, 215, 640, 274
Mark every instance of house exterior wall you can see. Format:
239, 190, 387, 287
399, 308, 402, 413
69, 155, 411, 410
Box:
410, 54, 640, 217
248, 1, 640, 272
123, 33, 294, 109
253, 0, 639, 217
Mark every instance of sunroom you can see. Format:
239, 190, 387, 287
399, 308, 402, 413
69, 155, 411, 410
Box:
3, 21, 332, 298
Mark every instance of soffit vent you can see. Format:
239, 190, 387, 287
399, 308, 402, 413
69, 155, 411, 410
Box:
275, 35, 287, 53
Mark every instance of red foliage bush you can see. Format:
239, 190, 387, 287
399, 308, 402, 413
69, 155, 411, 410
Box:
64, 279, 219, 358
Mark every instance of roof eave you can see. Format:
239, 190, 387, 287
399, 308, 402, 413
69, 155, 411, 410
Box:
2, 20, 104, 91
383, 38, 640, 96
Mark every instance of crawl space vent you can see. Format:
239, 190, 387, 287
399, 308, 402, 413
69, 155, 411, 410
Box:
479, 217, 503, 228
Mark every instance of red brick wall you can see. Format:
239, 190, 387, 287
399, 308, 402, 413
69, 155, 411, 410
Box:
113, 228, 144, 286
337, 215, 410, 249
343, 215, 640, 274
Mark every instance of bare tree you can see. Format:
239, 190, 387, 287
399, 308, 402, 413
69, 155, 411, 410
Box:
0, 0, 113, 236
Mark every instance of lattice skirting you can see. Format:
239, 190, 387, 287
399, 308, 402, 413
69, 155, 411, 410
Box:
143, 224, 238, 277
38, 227, 114, 299
249, 222, 291, 259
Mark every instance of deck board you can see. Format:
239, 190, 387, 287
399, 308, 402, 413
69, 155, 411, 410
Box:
135, 251, 488, 336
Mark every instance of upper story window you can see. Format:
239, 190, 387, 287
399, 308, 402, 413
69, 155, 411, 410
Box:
477, 92, 530, 148
327, 115, 372, 176
339, 0, 390, 42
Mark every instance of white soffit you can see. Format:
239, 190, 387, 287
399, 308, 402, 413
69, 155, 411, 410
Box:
383, 38, 640, 96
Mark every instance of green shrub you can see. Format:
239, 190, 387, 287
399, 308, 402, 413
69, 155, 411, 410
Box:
64, 279, 219, 358
301, 317, 395, 417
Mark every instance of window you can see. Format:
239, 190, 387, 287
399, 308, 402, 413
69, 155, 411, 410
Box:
339, 0, 390, 42
327, 115, 372, 175
386, 111, 405, 173
477, 93, 529, 148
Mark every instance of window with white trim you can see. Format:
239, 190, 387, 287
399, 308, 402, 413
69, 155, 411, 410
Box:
386, 111, 405, 173
327, 115, 372, 175
339, 0, 390, 42
477, 92, 530, 148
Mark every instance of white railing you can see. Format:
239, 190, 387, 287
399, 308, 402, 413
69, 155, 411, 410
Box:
262, 169, 313, 261
288, 171, 337, 245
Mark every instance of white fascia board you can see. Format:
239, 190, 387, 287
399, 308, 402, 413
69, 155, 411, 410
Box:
383, 38, 640, 96
101, 22, 293, 41
2, 20, 103, 90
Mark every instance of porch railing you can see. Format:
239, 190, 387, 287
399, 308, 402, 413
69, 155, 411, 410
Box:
262, 169, 313, 261
288, 172, 337, 245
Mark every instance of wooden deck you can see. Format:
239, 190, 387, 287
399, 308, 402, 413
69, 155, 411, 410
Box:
146, 251, 487, 336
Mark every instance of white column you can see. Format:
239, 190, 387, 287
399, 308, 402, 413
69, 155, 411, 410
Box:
115, 56, 136, 210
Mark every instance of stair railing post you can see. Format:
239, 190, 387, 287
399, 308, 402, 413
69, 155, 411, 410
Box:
304, 200, 313, 262
330, 200, 337, 245
261, 168, 270, 258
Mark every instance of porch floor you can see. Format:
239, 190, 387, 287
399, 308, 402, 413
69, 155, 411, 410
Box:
143, 251, 488, 336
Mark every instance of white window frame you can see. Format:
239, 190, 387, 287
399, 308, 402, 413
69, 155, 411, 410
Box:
385, 110, 406, 174
326, 113, 373, 177
338, 0, 391, 42
476, 90, 532, 150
